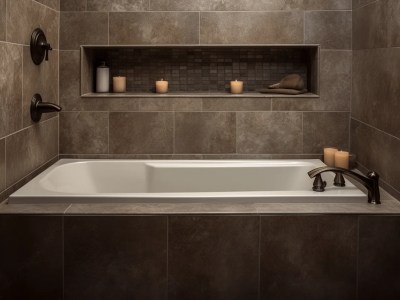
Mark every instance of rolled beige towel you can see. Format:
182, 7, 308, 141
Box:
269, 74, 305, 90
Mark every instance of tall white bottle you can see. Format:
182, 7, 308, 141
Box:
96, 61, 110, 93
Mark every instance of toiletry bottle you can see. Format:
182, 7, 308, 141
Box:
96, 61, 110, 93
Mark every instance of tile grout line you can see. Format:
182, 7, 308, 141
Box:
60, 110, 351, 113
172, 112, 176, 154
166, 215, 169, 300
2, 154, 58, 194
198, 11, 201, 44
21, 42, 24, 142
235, 112, 238, 154
108, 112, 110, 154
258, 215, 261, 300
5, 0, 7, 42
1, 115, 58, 140
58, 6, 61, 157
3, 138, 7, 193
355, 216, 359, 300
62, 212, 65, 300
32, 0, 59, 13
301, 112, 304, 154
351, 117, 400, 142
62, 9, 353, 13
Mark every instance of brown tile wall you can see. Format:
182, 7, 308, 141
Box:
0, 0, 59, 202
351, 0, 400, 198
59, 0, 352, 159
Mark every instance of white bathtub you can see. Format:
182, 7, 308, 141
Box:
8, 159, 367, 204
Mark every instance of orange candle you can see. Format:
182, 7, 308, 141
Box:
324, 147, 338, 167
230, 80, 243, 94
335, 151, 350, 169
113, 76, 126, 93
156, 79, 168, 93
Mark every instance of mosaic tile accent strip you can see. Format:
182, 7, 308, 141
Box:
96, 47, 309, 93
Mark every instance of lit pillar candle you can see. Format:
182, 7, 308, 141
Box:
156, 79, 168, 93
113, 76, 126, 93
335, 151, 350, 169
230, 80, 243, 94
324, 147, 338, 167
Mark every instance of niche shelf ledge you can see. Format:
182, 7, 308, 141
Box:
81, 92, 320, 98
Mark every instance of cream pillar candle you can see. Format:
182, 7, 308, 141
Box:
156, 79, 168, 93
324, 147, 338, 167
113, 76, 126, 93
230, 80, 243, 94
335, 151, 350, 169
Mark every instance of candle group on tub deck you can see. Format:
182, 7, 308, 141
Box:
335, 151, 350, 169
323, 148, 350, 169
324, 148, 338, 167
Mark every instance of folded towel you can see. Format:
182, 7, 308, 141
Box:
257, 88, 308, 95
269, 74, 305, 90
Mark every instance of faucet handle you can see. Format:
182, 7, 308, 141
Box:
312, 174, 327, 192
41, 42, 52, 61
334, 173, 346, 187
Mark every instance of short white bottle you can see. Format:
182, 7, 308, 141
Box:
96, 61, 110, 93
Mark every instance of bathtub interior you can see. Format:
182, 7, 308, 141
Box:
8, 159, 367, 204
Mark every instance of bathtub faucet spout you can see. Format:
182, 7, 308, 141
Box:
308, 167, 380, 204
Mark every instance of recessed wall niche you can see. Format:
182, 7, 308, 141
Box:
81, 45, 319, 97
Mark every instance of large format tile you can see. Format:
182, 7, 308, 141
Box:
0, 43, 23, 138
352, 48, 400, 138
59, 50, 80, 108
60, 12, 108, 49
353, 0, 376, 9
109, 12, 199, 44
0, 0, 5, 41
388, 0, 400, 47
140, 98, 202, 111
351, 119, 400, 192
305, 11, 352, 49
303, 0, 351, 10
200, 12, 304, 44
60, 0, 87, 11
22, 47, 59, 127
6, 0, 59, 47
0, 139, 4, 192
5, 118, 58, 187
353, 0, 388, 50
0, 215, 63, 299
175, 112, 236, 154
202, 98, 271, 111
303, 112, 349, 153
260, 216, 357, 300
60, 112, 109, 154
150, 0, 298, 11
150, 0, 350, 11
358, 216, 400, 300
168, 216, 259, 300
87, 0, 148, 11
64, 216, 167, 300
237, 112, 302, 154
35, 0, 60, 10
109, 112, 173, 154
318, 50, 352, 110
